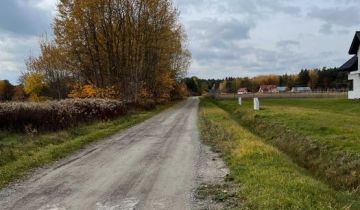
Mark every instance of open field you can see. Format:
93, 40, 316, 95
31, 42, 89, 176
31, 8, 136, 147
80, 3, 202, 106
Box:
199, 98, 360, 209
0, 102, 175, 189
212, 98, 360, 191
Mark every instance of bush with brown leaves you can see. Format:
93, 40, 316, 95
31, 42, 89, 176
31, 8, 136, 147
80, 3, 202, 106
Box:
0, 99, 126, 132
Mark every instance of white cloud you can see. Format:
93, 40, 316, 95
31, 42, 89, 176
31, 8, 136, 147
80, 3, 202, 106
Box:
0, 33, 39, 83
0, 0, 56, 83
29, 0, 58, 15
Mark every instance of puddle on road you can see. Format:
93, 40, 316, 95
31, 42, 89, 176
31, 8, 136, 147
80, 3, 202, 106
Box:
96, 197, 139, 210
37, 198, 139, 210
38, 204, 66, 210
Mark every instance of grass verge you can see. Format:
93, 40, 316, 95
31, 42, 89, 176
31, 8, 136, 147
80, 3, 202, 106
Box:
199, 98, 360, 209
0, 102, 175, 189
212, 98, 360, 191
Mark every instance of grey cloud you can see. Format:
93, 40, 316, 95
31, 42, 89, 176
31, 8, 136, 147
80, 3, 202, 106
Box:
0, 0, 52, 35
187, 18, 256, 67
203, 0, 301, 17
180, 0, 355, 78
193, 43, 279, 70
192, 36, 343, 78
319, 23, 333, 34
255, 0, 301, 15
276, 40, 300, 48
0, 33, 39, 83
188, 18, 255, 47
178, 0, 305, 77
308, 6, 360, 27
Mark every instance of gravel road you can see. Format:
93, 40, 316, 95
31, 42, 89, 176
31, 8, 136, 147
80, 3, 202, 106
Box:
0, 97, 228, 210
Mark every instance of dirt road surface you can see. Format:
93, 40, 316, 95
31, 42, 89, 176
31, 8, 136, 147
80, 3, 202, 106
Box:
0, 97, 228, 210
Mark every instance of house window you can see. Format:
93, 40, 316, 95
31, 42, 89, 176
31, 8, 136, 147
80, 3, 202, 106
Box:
348, 80, 354, 91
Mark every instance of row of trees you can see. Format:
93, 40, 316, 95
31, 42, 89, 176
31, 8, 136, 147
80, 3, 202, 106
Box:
186, 67, 349, 95
24, 0, 190, 102
0, 80, 25, 101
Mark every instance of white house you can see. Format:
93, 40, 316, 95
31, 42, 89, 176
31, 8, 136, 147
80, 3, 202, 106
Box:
339, 31, 360, 99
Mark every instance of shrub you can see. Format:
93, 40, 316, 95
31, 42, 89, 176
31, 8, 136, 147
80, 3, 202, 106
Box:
23, 72, 47, 102
0, 99, 127, 132
68, 84, 122, 99
171, 81, 188, 100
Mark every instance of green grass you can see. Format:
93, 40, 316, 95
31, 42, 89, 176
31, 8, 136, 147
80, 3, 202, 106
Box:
0, 103, 175, 189
199, 98, 360, 209
212, 98, 360, 191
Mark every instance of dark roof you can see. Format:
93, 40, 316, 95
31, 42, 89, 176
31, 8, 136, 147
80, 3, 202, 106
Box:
349, 31, 360, 54
339, 55, 358, 72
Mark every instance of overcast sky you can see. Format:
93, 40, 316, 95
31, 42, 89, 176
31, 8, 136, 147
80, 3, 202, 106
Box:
1, 0, 359, 83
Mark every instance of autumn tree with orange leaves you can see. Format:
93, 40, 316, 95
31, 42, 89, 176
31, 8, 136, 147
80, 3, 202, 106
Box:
27, 0, 190, 102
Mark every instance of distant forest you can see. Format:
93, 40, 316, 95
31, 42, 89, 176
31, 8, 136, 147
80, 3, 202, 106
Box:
185, 67, 349, 95
0, 67, 349, 101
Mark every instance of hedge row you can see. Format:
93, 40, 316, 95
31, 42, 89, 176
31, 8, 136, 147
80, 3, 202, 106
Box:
0, 99, 127, 132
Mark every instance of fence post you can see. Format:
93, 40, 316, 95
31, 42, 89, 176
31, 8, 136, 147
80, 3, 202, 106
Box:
254, 97, 260, 110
